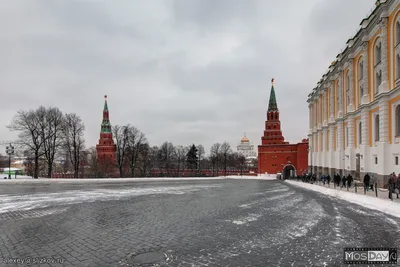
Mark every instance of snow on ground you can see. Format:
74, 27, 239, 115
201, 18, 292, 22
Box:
0, 184, 223, 214
286, 180, 400, 219
0, 175, 277, 183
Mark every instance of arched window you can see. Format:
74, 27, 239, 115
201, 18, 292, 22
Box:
397, 54, 400, 80
375, 114, 380, 142
396, 21, 400, 46
375, 41, 382, 65
358, 121, 362, 145
375, 70, 382, 94
396, 105, 400, 137
359, 85, 363, 104
359, 60, 364, 79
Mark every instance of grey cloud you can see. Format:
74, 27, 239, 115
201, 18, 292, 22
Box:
0, 0, 377, 153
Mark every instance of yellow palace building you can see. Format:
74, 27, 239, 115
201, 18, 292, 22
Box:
307, 0, 400, 187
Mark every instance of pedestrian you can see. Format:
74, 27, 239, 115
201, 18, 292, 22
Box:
327, 174, 331, 185
347, 174, 353, 188
369, 174, 375, 191
388, 174, 395, 200
363, 173, 370, 193
396, 173, 400, 199
342, 175, 347, 188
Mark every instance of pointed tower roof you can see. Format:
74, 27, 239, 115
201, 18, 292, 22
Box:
268, 78, 278, 112
104, 95, 108, 110
101, 95, 111, 133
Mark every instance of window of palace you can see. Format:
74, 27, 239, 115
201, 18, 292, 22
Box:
396, 21, 400, 46
375, 114, 380, 142
358, 121, 362, 145
395, 156, 399, 166
375, 157, 378, 165
359, 60, 363, 80
375, 70, 382, 94
396, 105, 400, 137
397, 54, 400, 81
345, 126, 349, 147
375, 41, 382, 65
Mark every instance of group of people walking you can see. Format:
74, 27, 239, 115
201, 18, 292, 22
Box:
289, 171, 400, 201
388, 172, 400, 200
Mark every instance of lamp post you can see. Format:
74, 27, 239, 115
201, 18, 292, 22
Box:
5, 143, 14, 179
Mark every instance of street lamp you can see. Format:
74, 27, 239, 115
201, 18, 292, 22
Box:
5, 143, 14, 179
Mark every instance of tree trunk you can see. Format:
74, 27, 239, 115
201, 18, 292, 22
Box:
34, 151, 39, 178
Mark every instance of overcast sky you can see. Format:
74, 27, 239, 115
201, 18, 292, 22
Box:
0, 0, 376, 154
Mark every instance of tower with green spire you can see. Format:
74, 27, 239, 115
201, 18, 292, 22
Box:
96, 95, 117, 177
267, 80, 278, 112
260, 79, 287, 145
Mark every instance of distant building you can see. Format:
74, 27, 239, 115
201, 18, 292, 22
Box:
95, 95, 118, 177
258, 80, 309, 178
237, 134, 257, 162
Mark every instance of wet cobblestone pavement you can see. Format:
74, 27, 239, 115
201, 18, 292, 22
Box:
0, 179, 399, 266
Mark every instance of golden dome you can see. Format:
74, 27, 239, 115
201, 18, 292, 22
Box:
241, 136, 249, 143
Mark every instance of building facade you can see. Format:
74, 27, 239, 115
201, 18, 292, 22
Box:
307, 0, 400, 187
96, 95, 118, 177
237, 134, 257, 160
258, 80, 309, 178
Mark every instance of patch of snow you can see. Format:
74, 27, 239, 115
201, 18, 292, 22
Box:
0, 184, 222, 214
286, 181, 400, 219
228, 214, 262, 225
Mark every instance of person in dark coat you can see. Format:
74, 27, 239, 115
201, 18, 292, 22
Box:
395, 173, 400, 199
363, 173, 371, 193
334, 173, 339, 187
342, 175, 347, 188
388, 175, 395, 200
327, 174, 331, 185
347, 174, 353, 188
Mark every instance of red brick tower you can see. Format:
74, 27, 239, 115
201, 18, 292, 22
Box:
96, 95, 117, 177
261, 79, 288, 146
258, 79, 308, 177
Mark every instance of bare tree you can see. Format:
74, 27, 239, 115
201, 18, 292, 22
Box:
86, 147, 98, 178
37, 107, 64, 178
8, 109, 46, 178
62, 113, 85, 178
220, 142, 231, 177
197, 144, 205, 175
174, 145, 188, 177
113, 125, 130, 177
126, 126, 146, 177
136, 143, 155, 177
158, 142, 175, 177
210, 143, 221, 177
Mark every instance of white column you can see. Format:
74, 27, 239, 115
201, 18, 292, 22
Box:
348, 116, 354, 148
338, 121, 344, 150
329, 126, 334, 151
379, 98, 389, 143
361, 41, 369, 104
348, 60, 354, 112
329, 82, 334, 122
338, 75, 343, 118
361, 109, 369, 145
309, 104, 312, 131
380, 17, 389, 92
